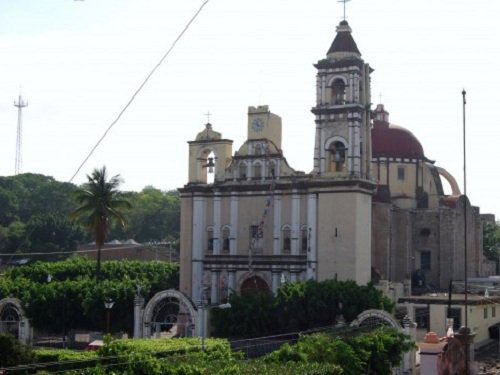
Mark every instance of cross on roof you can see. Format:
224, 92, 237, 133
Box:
205, 111, 212, 123
337, 0, 351, 21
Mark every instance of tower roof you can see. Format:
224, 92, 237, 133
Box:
327, 20, 361, 56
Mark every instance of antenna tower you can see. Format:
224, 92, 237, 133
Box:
14, 94, 28, 175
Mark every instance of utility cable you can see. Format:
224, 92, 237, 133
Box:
69, 0, 211, 183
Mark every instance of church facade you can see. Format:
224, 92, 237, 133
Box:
179, 20, 493, 304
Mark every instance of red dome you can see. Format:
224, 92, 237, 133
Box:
372, 122, 425, 159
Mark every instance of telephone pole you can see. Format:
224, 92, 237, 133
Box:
14, 94, 28, 175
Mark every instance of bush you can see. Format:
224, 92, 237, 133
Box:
0, 333, 34, 367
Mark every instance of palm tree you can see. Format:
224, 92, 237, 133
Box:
71, 166, 131, 281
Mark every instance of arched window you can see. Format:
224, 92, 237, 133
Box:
222, 227, 230, 253
267, 161, 276, 178
332, 78, 346, 105
239, 162, 247, 180
329, 141, 346, 172
282, 226, 291, 253
300, 226, 308, 253
253, 162, 262, 179
206, 227, 214, 254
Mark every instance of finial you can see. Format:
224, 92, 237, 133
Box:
205, 111, 212, 124
337, 0, 351, 21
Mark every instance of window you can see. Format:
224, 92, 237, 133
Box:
420, 228, 431, 237
420, 251, 431, 271
450, 308, 461, 330
415, 307, 429, 330
250, 225, 263, 251
253, 163, 262, 179
268, 162, 276, 178
493, 306, 497, 318
301, 226, 308, 253
397, 166, 405, 181
207, 228, 214, 253
222, 227, 230, 253
329, 141, 346, 172
239, 163, 247, 179
254, 144, 262, 155
282, 227, 291, 253
332, 78, 346, 104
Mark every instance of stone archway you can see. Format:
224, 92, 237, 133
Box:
142, 289, 197, 338
0, 298, 31, 344
350, 309, 402, 330
240, 275, 270, 294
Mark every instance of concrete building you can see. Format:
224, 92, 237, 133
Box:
179, 20, 494, 304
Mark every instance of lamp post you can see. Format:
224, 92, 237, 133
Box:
104, 299, 114, 334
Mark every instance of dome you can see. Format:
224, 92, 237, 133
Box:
195, 123, 221, 141
372, 104, 425, 159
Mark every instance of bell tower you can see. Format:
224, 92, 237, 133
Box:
310, 20, 375, 285
312, 20, 372, 180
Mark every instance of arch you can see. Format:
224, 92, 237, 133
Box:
350, 309, 402, 330
0, 298, 30, 343
252, 161, 263, 179
436, 166, 461, 195
328, 76, 347, 105
238, 272, 271, 294
142, 289, 197, 338
325, 137, 348, 173
327, 75, 348, 87
238, 161, 247, 180
240, 275, 270, 294
195, 147, 217, 184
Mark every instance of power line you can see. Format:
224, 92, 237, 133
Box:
69, 0, 211, 183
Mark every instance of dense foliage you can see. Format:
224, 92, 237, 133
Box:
0, 257, 178, 333
0, 333, 34, 367
483, 222, 500, 270
14, 328, 412, 374
265, 327, 414, 375
212, 279, 394, 337
27, 336, 343, 375
0, 173, 180, 259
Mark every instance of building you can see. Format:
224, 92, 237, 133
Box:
179, 20, 494, 304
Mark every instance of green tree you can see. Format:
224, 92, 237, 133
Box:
483, 222, 500, 271
71, 167, 131, 281
212, 279, 393, 338
0, 333, 34, 367
0, 257, 179, 334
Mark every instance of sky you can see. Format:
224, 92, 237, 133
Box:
1, 0, 500, 218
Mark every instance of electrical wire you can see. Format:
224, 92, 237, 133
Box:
69, 0, 211, 183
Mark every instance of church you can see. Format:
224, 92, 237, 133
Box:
179, 20, 494, 304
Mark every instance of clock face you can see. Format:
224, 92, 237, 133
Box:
252, 118, 264, 132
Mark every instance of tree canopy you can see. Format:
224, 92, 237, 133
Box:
211, 279, 394, 338
0, 257, 179, 334
0, 173, 180, 260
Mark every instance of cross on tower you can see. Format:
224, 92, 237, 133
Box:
205, 111, 212, 123
379, 93, 383, 104
337, 0, 351, 21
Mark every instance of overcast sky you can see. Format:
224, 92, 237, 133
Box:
1, 0, 499, 218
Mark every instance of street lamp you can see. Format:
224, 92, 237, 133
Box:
104, 298, 114, 334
